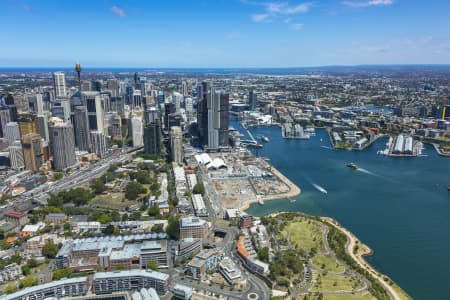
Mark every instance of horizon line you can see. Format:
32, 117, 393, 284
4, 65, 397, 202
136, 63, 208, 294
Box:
1, 63, 450, 70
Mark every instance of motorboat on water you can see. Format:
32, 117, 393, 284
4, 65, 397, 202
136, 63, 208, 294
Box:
260, 135, 270, 143
347, 162, 358, 170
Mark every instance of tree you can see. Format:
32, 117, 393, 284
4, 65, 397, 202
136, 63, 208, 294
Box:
125, 181, 147, 200
52, 268, 73, 280
193, 182, 205, 195
90, 178, 106, 194
166, 215, 180, 240
42, 240, 59, 259
148, 204, 160, 217
103, 225, 115, 235
4, 284, 18, 294
51, 172, 63, 181
129, 171, 151, 184
47, 193, 63, 208
19, 275, 38, 288
151, 224, 164, 233
111, 211, 121, 222
147, 260, 158, 271
257, 247, 269, 263
97, 213, 111, 224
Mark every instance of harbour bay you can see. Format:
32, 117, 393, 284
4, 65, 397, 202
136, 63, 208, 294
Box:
239, 121, 450, 300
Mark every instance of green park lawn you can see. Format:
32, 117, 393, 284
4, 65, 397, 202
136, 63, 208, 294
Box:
283, 219, 325, 253
312, 254, 345, 274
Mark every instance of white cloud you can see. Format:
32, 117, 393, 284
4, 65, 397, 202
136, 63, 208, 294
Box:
249, 1, 312, 23
111, 6, 127, 17
266, 2, 311, 14
343, 0, 394, 8
289, 23, 304, 30
251, 13, 270, 22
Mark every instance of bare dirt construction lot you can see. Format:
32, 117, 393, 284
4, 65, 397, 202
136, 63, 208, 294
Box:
213, 179, 256, 209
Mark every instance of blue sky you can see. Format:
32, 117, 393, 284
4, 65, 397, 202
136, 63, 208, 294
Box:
1, 0, 449, 67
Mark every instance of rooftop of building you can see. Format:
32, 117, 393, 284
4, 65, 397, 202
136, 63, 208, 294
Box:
110, 243, 141, 260
3, 277, 88, 300
141, 240, 167, 252
94, 269, 169, 281
180, 216, 208, 228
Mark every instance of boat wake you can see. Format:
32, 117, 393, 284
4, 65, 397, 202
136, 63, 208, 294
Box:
356, 168, 380, 177
320, 146, 333, 150
312, 183, 328, 194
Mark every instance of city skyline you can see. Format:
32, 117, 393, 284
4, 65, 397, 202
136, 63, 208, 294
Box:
1, 0, 450, 67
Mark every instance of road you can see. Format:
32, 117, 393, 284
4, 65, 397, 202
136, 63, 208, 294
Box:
5, 148, 140, 213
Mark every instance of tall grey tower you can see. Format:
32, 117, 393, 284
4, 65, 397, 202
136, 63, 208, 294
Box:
49, 117, 76, 170
53, 72, 67, 98
207, 88, 229, 150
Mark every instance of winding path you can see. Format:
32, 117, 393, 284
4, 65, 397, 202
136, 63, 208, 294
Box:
322, 217, 403, 300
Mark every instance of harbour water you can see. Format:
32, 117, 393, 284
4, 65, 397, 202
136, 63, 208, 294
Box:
238, 121, 450, 300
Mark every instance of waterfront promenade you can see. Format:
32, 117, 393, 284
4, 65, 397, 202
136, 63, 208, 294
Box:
322, 217, 410, 300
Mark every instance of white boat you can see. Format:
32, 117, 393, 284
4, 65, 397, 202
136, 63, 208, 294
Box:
260, 135, 270, 143
257, 196, 264, 205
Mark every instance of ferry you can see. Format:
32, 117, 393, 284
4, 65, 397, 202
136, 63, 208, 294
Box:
347, 162, 358, 170
260, 135, 270, 143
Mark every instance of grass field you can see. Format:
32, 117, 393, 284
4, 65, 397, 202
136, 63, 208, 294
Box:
322, 292, 377, 300
312, 255, 345, 274
283, 219, 325, 253
311, 273, 363, 293
91, 192, 139, 210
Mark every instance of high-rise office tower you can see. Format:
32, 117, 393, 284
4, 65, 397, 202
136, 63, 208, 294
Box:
110, 97, 124, 115
81, 81, 92, 92
51, 98, 71, 122
21, 133, 43, 171
173, 92, 183, 113
82, 91, 104, 133
73, 106, 91, 152
185, 97, 193, 122
125, 85, 134, 106
197, 81, 210, 146
17, 113, 38, 136
35, 93, 44, 115
170, 126, 183, 165
249, 90, 257, 111
144, 106, 159, 125
157, 91, 165, 107
106, 113, 122, 140
37, 114, 50, 142
42, 91, 52, 112
8, 140, 24, 170
207, 88, 229, 150
92, 80, 102, 92
0, 107, 11, 137
100, 92, 111, 112
107, 78, 119, 97
133, 90, 142, 110
144, 119, 161, 155
53, 72, 67, 98
5, 122, 20, 145
182, 81, 188, 97
90, 131, 107, 158
130, 115, 143, 147
49, 117, 76, 170
164, 102, 176, 129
